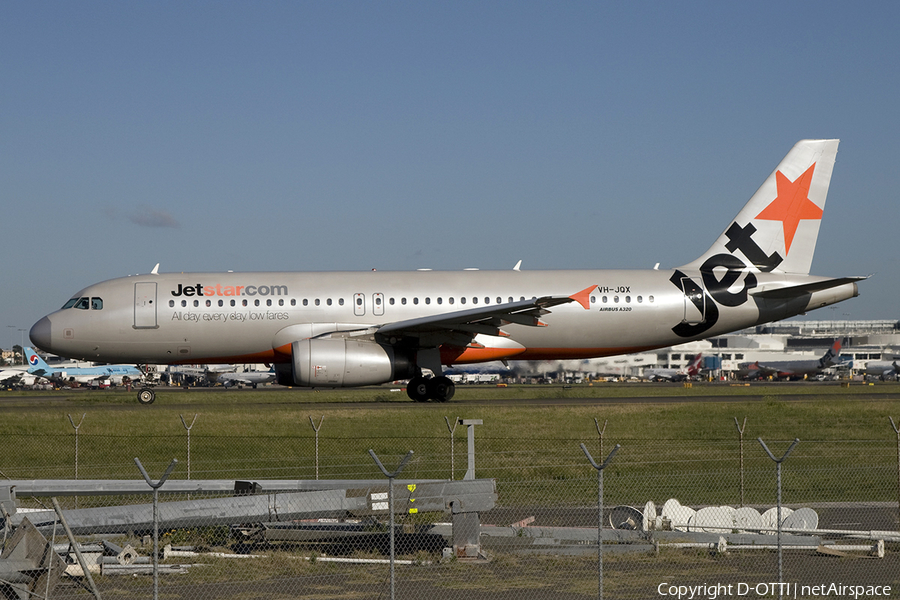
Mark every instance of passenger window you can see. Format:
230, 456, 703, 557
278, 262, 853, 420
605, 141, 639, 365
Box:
315, 299, 320, 306
437, 297, 442, 305
242, 299, 248, 307
232, 300, 237, 307
290, 299, 296, 306
414, 298, 419, 305
278, 299, 284, 306
402, 298, 408, 305
194, 300, 199, 308
460, 297, 466, 305
254, 299, 260, 307
339, 298, 344, 306
218, 300, 224, 307
425, 298, 431, 305
625, 296, 631, 303
326, 299, 332, 306
649, 295, 655, 303
182, 300, 187, 308
591, 296, 596, 304
268, 299, 273, 307
91, 297, 103, 310
303, 299, 308, 306
206, 300, 211, 307
614, 296, 619, 303
169, 300, 175, 308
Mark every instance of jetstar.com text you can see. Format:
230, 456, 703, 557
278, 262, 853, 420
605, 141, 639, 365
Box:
171, 283, 288, 298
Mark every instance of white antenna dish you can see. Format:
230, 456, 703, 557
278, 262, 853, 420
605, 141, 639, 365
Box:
761, 507, 793, 534
642, 500, 657, 531
694, 506, 736, 533
782, 507, 818, 531
733, 507, 763, 532
513, 260, 522, 271
608, 506, 643, 530
151, 263, 160, 275
661, 498, 695, 532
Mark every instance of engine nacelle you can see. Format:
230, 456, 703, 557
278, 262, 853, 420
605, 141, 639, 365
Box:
290, 338, 415, 388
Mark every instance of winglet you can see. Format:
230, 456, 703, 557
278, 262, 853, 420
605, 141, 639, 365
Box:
569, 286, 596, 310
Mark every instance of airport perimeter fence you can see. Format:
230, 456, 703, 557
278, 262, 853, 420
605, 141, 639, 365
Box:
3, 418, 900, 599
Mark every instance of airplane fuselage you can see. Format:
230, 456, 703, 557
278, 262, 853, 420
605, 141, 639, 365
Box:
31, 268, 856, 366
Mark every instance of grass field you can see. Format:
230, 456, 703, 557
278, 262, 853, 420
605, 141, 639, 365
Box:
2, 382, 900, 506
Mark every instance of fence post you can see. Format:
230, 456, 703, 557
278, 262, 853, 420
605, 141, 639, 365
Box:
444, 416, 459, 480
889, 417, 900, 531
758, 438, 799, 600
580, 442, 620, 600
369, 449, 414, 600
594, 418, 608, 460
67, 413, 85, 508
309, 416, 324, 480
179, 414, 198, 481
135, 457, 178, 600
734, 417, 747, 506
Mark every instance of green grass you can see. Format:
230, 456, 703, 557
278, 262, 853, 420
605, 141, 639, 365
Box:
2, 383, 900, 507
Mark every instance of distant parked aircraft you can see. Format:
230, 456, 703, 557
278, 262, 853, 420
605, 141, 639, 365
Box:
738, 339, 842, 379
25, 347, 146, 386
644, 353, 704, 381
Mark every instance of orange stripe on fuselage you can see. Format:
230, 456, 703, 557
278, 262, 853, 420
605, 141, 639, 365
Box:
174, 344, 660, 367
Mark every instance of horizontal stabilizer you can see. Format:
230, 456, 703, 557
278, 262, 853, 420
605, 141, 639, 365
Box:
749, 277, 867, 299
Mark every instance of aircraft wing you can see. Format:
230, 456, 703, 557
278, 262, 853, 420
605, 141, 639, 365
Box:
376, 293, 586, 340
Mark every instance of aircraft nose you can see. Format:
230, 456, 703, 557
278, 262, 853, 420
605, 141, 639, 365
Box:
30, 316, 52, 351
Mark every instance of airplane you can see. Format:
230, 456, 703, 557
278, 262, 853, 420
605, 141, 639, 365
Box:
857, 359, 900, 380
216, 367, 277, 388
29, 139, 864, 404
738, 339, 842, 380
644, 353, 704, 382
0, 363, 43, 388
24, 347, 147, 386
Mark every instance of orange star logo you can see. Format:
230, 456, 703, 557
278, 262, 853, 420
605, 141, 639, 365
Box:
754, 163, 822, 255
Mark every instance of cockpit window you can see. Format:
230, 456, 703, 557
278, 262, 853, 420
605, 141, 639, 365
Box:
62, 296, 103, 310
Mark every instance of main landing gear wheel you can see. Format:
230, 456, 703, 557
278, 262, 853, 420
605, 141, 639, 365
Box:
137, 388, 156, 405
427, 376, 455, 402
407, 376, 456, 402
407, 376, 430, 402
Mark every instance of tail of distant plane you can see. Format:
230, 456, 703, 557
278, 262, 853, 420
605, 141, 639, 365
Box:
680, 139, 839, 275
817, 339, 842, 369
24, 347, 52, 375
686, 353, 703, 376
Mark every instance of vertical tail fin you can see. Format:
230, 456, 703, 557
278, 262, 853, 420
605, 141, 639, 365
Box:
681, 139, 839, 275
818, 339, 842, 369
24, 347, 52, 374
686, 353, 703, 376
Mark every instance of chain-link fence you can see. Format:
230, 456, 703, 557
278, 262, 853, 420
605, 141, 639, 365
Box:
2, 415, 900, 599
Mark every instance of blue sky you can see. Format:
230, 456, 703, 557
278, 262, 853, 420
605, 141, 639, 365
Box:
2, 1, 898, 348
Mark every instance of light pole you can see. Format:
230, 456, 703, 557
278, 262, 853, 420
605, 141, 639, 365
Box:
6, 326, 16, 364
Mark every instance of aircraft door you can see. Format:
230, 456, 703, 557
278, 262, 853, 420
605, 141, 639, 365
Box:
353, 293, 366, 316
134, 282, 159, 329
373, 293, 384, 316
679, 277, 706, 326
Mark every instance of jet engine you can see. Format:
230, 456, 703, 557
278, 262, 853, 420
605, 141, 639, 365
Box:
286, 338, 416, 387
